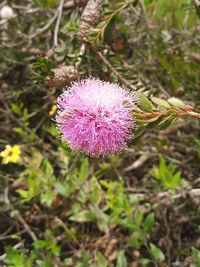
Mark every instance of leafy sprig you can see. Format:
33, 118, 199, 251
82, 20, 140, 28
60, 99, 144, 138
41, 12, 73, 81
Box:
89, 0, 139, 46
134, 92, 200, 137
32, 57, 53, 78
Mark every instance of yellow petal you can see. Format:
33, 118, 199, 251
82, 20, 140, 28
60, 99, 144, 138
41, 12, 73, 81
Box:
12, 145, 21, 155
12, 153, 20, 161
5, 145, 11, 151
2, 157, 9, 164
0, 150, 9, 157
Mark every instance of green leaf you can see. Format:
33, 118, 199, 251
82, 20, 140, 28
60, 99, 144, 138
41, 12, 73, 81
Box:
47, 125, 59, 137
42, 158, 54, 178
135, 209, 144, 225
54, 45, 66, 53
17, 189, 29, 199
89, 204, 109, 233
158, 116, 178, 130
54, 54, 66, 62
97, 252, 108, 267
151, 97, 171, 109
167, 97, 186, 110
5, 247, 24, 266
192, 248, 200, 267
135, 92, 153, 112
149, 243, 165, 262
147, 116, 163, 128
69, 210, 95, 222
63, 258, 73, 266
136, 116, 160, 123
75, 251, 90, 267
144, 213, 155, 233
134, 124, 147, 138
79, 158, 89, 182
40, 191, 54, 206
138, 258, 151, 265
32, 57, 53, 77
35, 259, 53, 267
13, 127, 36, 142
116, 250, 127, 267
127, 232, 143, 249
151, 155, 185, 189
89, 176, 103, 205
54, 182, 69, 197
11, 103, 22, 116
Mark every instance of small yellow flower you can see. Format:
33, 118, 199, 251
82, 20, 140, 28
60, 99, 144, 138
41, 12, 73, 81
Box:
49, 104, 57, 116
0, 145, 21, 164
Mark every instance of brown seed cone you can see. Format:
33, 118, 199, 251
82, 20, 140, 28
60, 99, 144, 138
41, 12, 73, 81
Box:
77, 0, 102, 43
45, 66, 79, 88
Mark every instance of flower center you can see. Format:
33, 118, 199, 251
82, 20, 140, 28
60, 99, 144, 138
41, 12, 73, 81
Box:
8, 151, 13, 157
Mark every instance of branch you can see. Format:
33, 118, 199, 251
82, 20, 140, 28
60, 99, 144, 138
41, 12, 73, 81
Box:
96, 51, 137, 91
4, 188, 37, 242
124, 154, 150, 172
90, 0, 138, 45
54, 0, 65, 47
29, 10, 58, 39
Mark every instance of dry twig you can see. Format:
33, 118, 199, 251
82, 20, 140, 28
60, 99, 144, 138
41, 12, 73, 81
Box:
96, 50, 137, 91
4, 188, 37, 242
124, 154, 150, 172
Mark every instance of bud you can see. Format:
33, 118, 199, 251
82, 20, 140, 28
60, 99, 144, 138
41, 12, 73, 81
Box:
45, 66, 79, 88
0, 6, 14, 20
77, 0, 102, 43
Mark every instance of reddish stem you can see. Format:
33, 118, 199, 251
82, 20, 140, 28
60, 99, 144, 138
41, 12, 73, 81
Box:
135, 109, 200, 119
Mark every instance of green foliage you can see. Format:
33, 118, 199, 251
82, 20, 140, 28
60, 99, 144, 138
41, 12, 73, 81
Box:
192, 248, 200, 267
89, 0, 138, 45
33, 0, 57, 8
149, 243, 165, 262
167, 97, 186, 110
59, 10, 80, 64
97, 252, 108, 267
34, 230, 60, 257
143, 213, 155, 233
32, 57, 53, 78
4, 247, 27, 267
134, 91, 188, 131
145, 0, 197, 29
10, 102, 37, 142
4, 235, 59, 267
17, 153, 56, 205
54, 43, 67, 62
136, 91, 153, 112
116, 250, 127, 267
151, 155, 185, 189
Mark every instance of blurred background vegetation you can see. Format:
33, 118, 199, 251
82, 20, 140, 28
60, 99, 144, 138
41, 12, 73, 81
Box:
0, 0, 200, 266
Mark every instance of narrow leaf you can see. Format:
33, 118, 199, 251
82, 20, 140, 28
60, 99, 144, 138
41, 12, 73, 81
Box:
135, 92, 153, 112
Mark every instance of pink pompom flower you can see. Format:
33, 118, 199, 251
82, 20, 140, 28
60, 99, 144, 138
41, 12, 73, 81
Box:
56, 78, 137, 157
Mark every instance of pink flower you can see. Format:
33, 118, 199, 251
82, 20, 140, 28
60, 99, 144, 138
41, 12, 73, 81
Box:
56, 78, 136, 157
